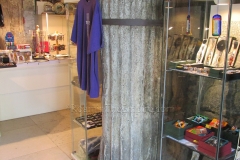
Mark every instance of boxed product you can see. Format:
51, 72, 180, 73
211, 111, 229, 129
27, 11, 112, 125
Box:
198, 136, 232, 158
186, 115, 209, 126
185, 126, 214, 144
206, 118, 229, 135
164, 120, 194, 140
221, 126, 239, 149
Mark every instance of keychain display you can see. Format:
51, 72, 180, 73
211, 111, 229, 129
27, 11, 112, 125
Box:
48, 31, 65, 55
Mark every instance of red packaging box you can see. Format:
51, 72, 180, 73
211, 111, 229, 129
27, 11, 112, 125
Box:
185, 126, 214, 144
198, 137, 232, 158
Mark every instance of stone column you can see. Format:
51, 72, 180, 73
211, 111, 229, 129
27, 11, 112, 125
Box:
99, 0, 163, 159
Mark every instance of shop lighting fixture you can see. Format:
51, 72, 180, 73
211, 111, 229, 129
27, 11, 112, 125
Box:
165, 0, 175, 8
169, 27, 173, 30
214, 0, 228, 5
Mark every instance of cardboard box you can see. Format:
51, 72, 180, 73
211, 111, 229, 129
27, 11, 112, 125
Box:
198, 136, 232, 158
184, 126, 214, 144
164, 120, 194, 140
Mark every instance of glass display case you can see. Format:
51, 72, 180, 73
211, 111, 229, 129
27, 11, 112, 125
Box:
160, 0, 240, 160
66, 3, 103, 160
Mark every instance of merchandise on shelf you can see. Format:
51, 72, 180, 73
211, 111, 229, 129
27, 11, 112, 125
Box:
165, 120, 194, 140
184, 126, 214, 144
198, 136, 231, 158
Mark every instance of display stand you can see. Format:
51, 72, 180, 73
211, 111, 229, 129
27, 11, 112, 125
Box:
65, 3, 102, 160
160, 1, 238, 160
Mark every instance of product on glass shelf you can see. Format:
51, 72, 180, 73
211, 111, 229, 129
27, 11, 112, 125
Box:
212, 14, 221, 36
186, 15, 190, 34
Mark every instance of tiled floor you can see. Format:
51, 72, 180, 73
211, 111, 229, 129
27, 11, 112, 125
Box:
0, 109, 85, 160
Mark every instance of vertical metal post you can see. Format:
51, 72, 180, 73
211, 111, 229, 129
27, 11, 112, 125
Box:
215, 0, 233, 159
159, 1, 170, 159
196, 76, 204, 114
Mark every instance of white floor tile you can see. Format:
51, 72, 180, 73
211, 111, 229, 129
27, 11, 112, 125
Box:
0, 126, 56, 160
36, 117, 71, 134
57, 109, 71, 118
30, 111, 66, 125
9, 147, 71, 160
0, 117, 35, 132
47, 128, 86, 146
58, 140, 87, 159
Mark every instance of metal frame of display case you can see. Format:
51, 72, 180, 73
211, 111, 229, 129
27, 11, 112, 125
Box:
66, 3, 102, 160
160, 0, 237, 160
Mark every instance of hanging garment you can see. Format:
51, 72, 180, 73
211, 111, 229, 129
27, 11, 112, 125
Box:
71, 0, 103, 98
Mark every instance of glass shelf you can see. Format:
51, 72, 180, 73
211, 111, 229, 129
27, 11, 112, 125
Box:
165, 135, 235, 160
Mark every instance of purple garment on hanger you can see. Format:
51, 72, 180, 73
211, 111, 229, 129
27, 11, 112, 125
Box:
71, 0, 103, 98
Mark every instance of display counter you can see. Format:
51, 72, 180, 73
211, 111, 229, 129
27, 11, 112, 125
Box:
0, 58, 74, 121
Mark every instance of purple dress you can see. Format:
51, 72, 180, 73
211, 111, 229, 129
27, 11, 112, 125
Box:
71, 0, 103, 98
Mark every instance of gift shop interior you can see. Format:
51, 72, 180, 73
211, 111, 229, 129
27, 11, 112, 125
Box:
1, 0, 240, 160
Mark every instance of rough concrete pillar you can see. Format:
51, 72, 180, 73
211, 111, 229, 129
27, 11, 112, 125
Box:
99, 0, 163, 159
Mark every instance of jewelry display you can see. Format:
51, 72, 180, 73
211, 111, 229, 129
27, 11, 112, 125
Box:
203, 37, 218, 66
228, 40, 239, 67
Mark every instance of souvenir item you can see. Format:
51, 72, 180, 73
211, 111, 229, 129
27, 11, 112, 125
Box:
203, 37, 218, 66
228, 40, 239, 67
43, 2, 54, 13
74, 112, 102, 130
211, 36, 233, 67
222, 126, 239, 149
168, 34, 184, 60
186, 0, 191, 34
205, 136, 228, 147
187, 126, 208, 136
178, 35, 193, 60
196, 39, 208, 63
198, 136, 231, 158
185, 38, 199, 60
52, 2, 65, 14
165, 120, 193, 140
212, 14, 222, 36
185, 126, 214, 145
174, 120, 188, 128
207, 118, 228, 129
